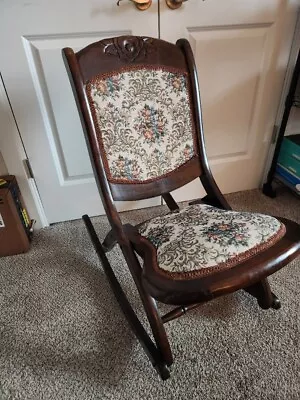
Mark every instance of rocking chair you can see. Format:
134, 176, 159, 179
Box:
62, 36, 300, 380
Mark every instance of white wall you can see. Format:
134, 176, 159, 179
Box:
0, 77, 46, 228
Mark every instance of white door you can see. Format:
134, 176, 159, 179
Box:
1, 1, 298, 224
160, 0, 299, 202
0, 0, 159, 223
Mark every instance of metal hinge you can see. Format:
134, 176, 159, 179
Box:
23, 158, 34, 179
271, 125, 279, 144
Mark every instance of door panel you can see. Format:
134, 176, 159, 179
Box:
160, 0, 299, 202
0, 0, 159, 223
1, 0, 298, 223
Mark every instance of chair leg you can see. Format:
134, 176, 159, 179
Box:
120, 244, 173, 365
244, 278, 281, 310
82, 215, 172, 380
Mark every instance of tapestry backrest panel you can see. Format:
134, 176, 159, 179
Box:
86, 66, 197, 183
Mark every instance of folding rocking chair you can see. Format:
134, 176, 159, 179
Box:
62, 36, 300, 380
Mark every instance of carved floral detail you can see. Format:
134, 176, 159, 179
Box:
99, 36, 154, 62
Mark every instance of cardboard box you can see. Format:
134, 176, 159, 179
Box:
0, 175, 31, 256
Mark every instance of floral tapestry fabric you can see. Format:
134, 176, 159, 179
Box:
86, 67, 196, 183
138, 204, 286, 277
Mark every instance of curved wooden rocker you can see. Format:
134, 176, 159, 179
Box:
63, 36, 300, 380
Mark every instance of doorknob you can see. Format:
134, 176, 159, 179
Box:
165, 0, 188, 9
117, 0, 152, 11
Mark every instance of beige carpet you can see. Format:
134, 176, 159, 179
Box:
0, 188, 299, 400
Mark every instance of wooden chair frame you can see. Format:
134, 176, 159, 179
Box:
62, 36, 300, 380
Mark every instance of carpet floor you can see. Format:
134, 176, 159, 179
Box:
0, 188, 299, 400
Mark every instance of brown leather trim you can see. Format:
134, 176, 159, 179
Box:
85, 65, 198, 185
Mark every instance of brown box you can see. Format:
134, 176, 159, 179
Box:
0, 175, 31, 256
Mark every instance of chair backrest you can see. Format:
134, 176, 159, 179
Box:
63, 36, 207, 204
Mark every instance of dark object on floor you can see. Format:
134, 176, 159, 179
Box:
275, 135, 300, 194
0, 175, 32, 256
62, 36, 300, 380
263, 48, 300, 198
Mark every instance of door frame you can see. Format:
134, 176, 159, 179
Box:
0, 74, 48, 228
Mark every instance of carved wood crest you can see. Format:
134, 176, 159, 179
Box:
99, 36, 155, 62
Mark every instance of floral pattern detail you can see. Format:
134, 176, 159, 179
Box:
183, 144, 194, 161
138, 204, 286, 276
86, 67, 195, 182
134, 104, 168, 145
163, 73, 186, 95
111, 155, 142, 180
203, 222, 250, 247
144, 225, 175, 248
93, 76, 122, 100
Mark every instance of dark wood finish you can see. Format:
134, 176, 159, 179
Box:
102, 227, 117, 253
162, 302, 204, 324
63, 35, 300, 380
110, 156, 201, 201
162, 193, 179, 212
83, 214, 170, 380
162, 280, 282, 323
118, 235, 174, 368
76, 36, 187, 83
135, 217, 300, 305
102, 223, 135, 252
244, 279, 275, 310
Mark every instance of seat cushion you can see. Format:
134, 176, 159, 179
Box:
138, 204, 286, 279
